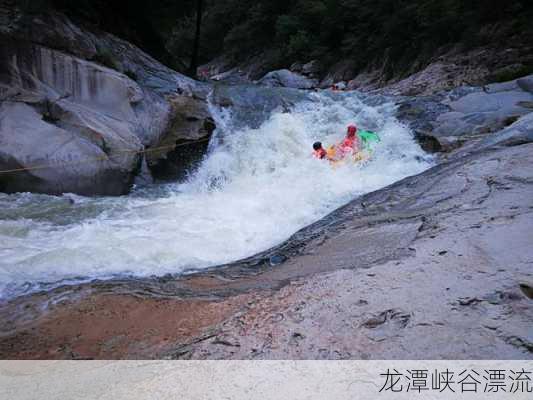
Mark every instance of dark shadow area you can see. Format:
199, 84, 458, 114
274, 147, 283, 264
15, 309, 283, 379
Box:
148, 138, 211, 182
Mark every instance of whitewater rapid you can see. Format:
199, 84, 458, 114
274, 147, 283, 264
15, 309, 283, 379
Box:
0, 90, 433, 299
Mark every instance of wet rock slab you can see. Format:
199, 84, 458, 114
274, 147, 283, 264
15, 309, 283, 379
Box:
1, 137, 532, 359
396, 74, 533, 153
169, 142, 533, 360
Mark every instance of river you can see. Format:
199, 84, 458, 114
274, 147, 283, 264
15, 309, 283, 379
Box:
0, 90, 433, 299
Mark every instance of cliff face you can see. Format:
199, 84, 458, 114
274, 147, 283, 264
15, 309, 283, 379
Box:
0, 5, 214, 195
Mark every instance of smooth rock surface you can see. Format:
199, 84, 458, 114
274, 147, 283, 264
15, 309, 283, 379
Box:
0, 9, 214, 195
169, 142, 533, 360
0, 42, 144, 195
478, 112, 533, 149
211, 84, 311, 130
397, 74, 533, 153
301, 60, 322, 77
1, 131, 531, 359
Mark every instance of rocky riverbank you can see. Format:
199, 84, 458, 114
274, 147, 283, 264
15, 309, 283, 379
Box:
201, 43, 533, 96
396, 75, 533, 153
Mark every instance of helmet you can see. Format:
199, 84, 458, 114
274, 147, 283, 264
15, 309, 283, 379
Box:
313, 141, 322, 151
347, 125, 357, 135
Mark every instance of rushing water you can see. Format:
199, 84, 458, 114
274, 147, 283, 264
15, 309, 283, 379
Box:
0, 90, 433, 299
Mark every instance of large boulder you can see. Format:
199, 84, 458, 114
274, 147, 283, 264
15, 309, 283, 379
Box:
478, 112, 533, 149
198, 51, 280, 85
145, 95, 216, 180
318, 59, 357, 89
397, 75, 533, 152
257, 69, 318, 90
517, 75, 533, 93
0, 7, 215, 195
290, 60, 322, 78
301, 60, 322, 77
0, 41, 143, 195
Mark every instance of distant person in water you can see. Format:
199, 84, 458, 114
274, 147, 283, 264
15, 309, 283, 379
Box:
331, 82, 347, 91
312, 141, 328, 159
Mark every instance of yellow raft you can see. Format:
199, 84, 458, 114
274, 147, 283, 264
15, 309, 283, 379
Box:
326, 145, 371, 167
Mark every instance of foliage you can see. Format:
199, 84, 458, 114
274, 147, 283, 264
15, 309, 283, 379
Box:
51, 0, 533, 77
287, 30, 313, 59
93, 46, 120, 70
171, 0, 533, 76
489, 65, 533, 83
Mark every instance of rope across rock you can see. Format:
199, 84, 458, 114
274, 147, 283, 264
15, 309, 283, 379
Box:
0, 138, 211, 175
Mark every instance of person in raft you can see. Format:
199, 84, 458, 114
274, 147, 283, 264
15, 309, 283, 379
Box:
312, 126, 359, 161
339, 124, 381, 156
312, 125, 380, 161
338, 124, 360, 157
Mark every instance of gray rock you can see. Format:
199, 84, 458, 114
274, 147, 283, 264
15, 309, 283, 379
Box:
167, 137, 533, 360
289, 62, 303, 73
0, 10, 215, 195
0, 102, 139, 195
211, 84, 311, 130
396, 74, 533, 152
383, 62, 467, 96
446, 90, 532, 114
478, 112, 533, 149
483, 80, 520, 94
318, 59, 356, 89
301, 60, 322, 77
517, 75, 533, 93
257, 69, 318, 90
0, 43, 143, 195
346, 71, 382, 91
199, 51, 280, 85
